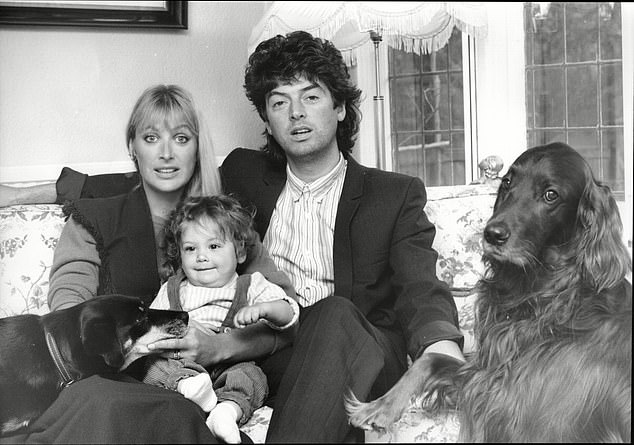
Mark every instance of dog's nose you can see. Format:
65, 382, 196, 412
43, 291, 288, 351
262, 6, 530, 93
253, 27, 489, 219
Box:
484, 222, 510, 246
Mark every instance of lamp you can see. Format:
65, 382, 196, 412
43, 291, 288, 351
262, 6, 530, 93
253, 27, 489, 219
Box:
248, 2, 488, 170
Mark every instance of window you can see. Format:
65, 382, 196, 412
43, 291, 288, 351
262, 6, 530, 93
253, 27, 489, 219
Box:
524, 2, 625, 196
388, 28, 466, 186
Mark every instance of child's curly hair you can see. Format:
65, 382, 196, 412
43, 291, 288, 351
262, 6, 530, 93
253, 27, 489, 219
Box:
164, 194, 258, 273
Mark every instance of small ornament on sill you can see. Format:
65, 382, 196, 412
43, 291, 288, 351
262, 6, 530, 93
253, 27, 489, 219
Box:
471, 155, 504, 185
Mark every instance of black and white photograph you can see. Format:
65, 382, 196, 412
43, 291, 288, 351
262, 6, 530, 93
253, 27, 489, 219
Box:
0, 2, 631, 443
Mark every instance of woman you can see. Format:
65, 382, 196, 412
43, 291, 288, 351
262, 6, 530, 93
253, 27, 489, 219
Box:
7, 85, 294, 444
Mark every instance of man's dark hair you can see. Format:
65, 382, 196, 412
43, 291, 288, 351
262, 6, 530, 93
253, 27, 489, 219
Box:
244, 30, 363, 163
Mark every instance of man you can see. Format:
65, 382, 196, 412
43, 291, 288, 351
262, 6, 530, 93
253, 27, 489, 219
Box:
221, 31, 464, 442
0, 31, 465, 443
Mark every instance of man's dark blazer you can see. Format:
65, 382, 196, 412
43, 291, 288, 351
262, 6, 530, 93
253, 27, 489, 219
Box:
220, 148, 463, 359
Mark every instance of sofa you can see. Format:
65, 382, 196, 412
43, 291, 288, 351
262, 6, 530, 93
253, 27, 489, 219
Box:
0, 182, 499, 443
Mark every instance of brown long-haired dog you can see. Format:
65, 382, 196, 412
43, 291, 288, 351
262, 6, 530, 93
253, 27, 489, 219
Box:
346, 142, 632, 442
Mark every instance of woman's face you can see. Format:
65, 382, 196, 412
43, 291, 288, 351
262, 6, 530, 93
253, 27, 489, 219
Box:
130, 115, 197, 197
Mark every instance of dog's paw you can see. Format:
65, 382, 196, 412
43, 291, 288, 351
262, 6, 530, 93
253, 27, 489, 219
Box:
344, 388, 410, 432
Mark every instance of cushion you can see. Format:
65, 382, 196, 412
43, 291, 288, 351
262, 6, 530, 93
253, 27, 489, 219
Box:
426, 184, 497, 291
0, 204, 65, 317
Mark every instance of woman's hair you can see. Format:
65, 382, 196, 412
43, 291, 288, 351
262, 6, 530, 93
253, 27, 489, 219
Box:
165, 194, 257, 271
125, 84, 221, 197
244, 30, 362, 163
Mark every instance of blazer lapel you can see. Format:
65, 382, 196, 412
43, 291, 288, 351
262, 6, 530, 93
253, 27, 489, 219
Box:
258, 167, 287, 238
333, 157, 365, 298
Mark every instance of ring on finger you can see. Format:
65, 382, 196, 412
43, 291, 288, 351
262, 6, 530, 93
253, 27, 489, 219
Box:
173, 350, 181, 360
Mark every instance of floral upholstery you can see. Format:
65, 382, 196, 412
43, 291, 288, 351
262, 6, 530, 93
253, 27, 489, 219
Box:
426, 183, 498, 291
0, 204, 64, 318
0, 183, 497, 443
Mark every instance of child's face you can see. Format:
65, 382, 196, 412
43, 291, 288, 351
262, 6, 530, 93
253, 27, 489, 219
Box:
179, 219, 244, 288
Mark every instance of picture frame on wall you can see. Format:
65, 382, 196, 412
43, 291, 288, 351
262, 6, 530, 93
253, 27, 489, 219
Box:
0, 1, 187, 29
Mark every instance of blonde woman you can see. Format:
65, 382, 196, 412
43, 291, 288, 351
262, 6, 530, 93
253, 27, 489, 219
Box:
12, 85, 294, 444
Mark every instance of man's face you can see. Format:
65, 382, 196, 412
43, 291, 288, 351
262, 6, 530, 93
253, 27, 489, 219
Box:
264, 76, 345, 163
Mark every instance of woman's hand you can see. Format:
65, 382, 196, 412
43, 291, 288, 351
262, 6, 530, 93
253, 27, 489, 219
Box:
147, 318, 291, 367
148, 319, 223, 367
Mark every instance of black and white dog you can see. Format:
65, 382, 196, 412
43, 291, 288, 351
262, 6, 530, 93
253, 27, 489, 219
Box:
0, 294, 188, 436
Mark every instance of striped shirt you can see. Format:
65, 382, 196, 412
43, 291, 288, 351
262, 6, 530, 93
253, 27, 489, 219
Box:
263, 155, 347, 307
150, 271, 299, 331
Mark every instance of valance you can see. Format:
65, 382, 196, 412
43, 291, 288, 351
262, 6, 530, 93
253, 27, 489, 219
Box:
248, 2, 488, 64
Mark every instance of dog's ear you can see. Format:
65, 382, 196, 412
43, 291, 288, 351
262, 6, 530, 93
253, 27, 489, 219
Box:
80, 312, 125, 369
576, 177, 631, 291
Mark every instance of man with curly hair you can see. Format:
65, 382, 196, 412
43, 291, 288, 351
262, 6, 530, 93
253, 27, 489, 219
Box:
220, 31, 465, 442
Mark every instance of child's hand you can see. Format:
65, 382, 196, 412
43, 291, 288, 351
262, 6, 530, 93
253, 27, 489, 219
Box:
233, 304, 267, 328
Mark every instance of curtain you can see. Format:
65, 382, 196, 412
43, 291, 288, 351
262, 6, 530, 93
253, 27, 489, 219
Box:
248, 1, 488, 64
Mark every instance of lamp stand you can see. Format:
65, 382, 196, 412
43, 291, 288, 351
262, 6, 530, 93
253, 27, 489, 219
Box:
370, 30, 386, 171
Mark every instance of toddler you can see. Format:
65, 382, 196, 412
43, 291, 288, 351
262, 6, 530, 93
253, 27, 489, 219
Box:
144, 194, 299, 443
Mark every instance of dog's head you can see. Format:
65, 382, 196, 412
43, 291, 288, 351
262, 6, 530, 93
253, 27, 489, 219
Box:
79, 295, 188, 371
483, 142, 586, 266
482, 142, 630, 289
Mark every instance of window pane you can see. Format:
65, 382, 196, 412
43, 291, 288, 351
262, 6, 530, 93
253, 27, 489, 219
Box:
600, 3, 622, 60
533, 67, 565, 127
526, 2, 565, 65
565, 3, 598, 63
394, 133, 423, 178
389, 50, 420, 76
388, 27, 464, 186
422, 45, 447, 72
392, 77, 421, 132
601, 128, 624, 192
422, 74, 449, 131
448, 32, 462, 70
525, 70, 534, 130
601, 62, 623, 125
528, 130, 566, 147
568, 129, 600, 171
423, 132, 452, 187
567, 65, 598, 127
449, 133, 466, 185
450, 73, 464, 129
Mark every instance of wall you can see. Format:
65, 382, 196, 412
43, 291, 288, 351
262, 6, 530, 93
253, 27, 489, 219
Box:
0, 1, 268, 183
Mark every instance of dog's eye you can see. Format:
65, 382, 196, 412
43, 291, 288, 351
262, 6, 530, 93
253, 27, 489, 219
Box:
501, 177, 511, 187
543, 189, 559, 202
135, 305, 148, 323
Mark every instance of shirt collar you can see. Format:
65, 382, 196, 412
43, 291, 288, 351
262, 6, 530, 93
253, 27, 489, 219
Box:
286, 154, 347, 202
